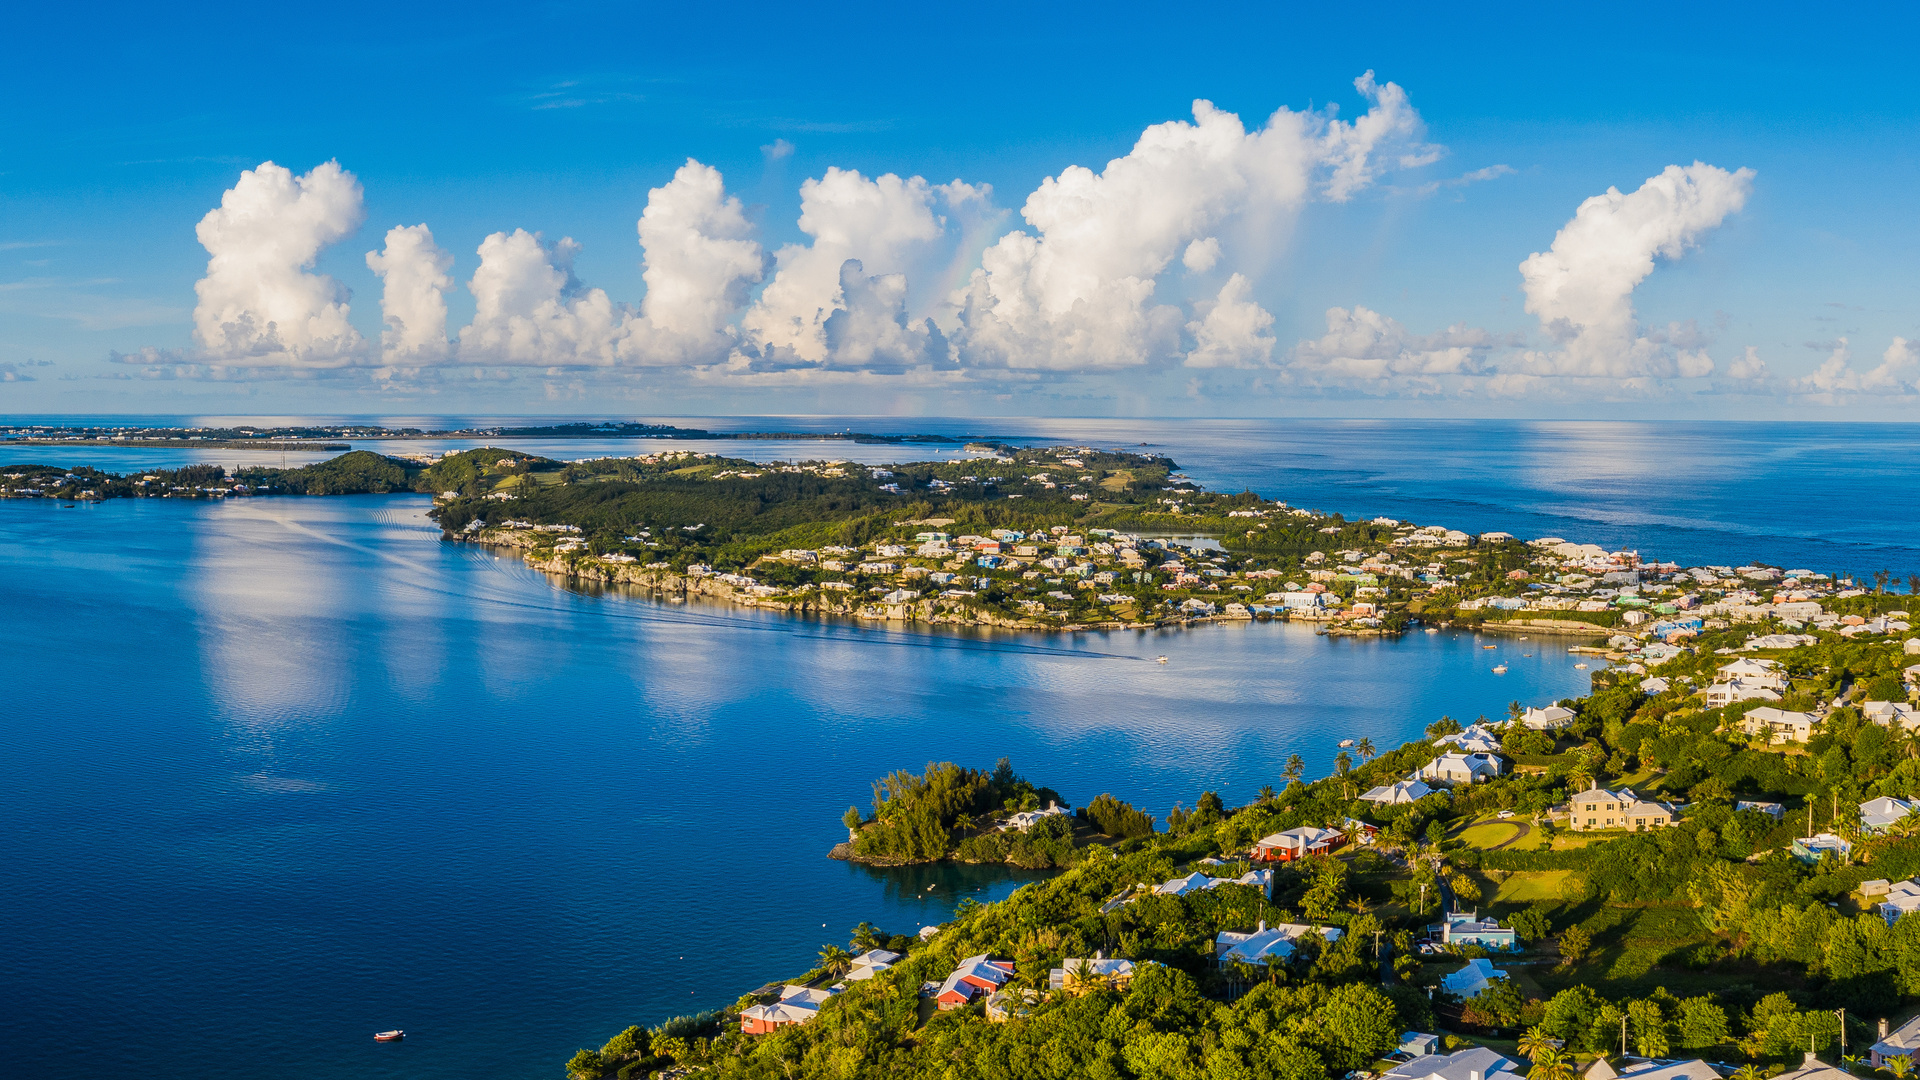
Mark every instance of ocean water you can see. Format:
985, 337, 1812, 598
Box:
0, 492, 1598, 1080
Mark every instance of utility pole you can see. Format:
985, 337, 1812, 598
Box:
1837, 1009, 1847, 1057
1622, 1015, 1629, 1058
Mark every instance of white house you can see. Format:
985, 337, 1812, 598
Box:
1379, 1047, 1520, 1080
1360, 779, 1435, 805
1862, 796, 1917, 834
1397, 1032, 1440, 1058
1436, 724, 1503, 755
1769, 1051, 1856, 1080
1707, 679, 1783, 708
1252, 826, 1345, 861
1000, 801, 1070, 832
1741, 706, 1816, 744
844, 949, 902, 982
1568, 786, 1676, 832
1878, 879, 1920, 925
1864, 701, 1920, 731
1215, 921, 1344, 966
1047, 957, 1137, 992
1736, 800, 1785, 821
1520, 704, 1576, 730
1614, 1060, 1727, 1080
1439, 956, 1508, 996
1419, 752, 1504, 785
1717, 657, 1787, 690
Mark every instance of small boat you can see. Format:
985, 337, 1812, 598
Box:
1574, 663, 1588, 670
1155, 655, 1168, 664
1337, 739, 1355, 748
1424, 627, 1440, 634
1492, 664, 1508, 674
375, 1031, 405, 1042
1482, 645, 1497, 650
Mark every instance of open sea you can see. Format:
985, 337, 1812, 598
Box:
0, 417, 1914, 1080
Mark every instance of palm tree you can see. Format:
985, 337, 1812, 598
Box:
850, 922, 881, 953
1886, 1055, 1913, 1080
1258, 785, 1277, 806
1729, 1064, 1764, 1080
1907, 574, 1920, 597
1066, 957, 1099, 994
1284, 754, 1305, 784
817, 944, 854, 977
1530, 1054, 1574, 1080
1357, 738, 1376, 762
1517, 1028, 1556, 1063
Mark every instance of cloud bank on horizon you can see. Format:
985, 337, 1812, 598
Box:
120, 72, 1918, 404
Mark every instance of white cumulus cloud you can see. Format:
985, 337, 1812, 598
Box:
458, 229, 635, 366
192, 160, 367, 366
365, 224, 453, 362
1791, 337, 1919, 400
1516, 161, 1753, 379
1183, 274, 1274, 368
635, 159, 766, 360
1285, 305, 1496, 390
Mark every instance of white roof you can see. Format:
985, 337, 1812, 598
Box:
1437, 724, 1503, 753
1875, 1014, 1920, 1057
1257, 826, 1342, 848
1361, 779, 1434, 804
1216, 922, 1342, 964
1616, 1061, 1722, 1080
1381, 1046, 1519, 1080
1862, 796, 1916, 829
742, 1001, 819, 1024
778, 985, 835, 1006
1439, 956, 1507, 995
851, 948, 901, 967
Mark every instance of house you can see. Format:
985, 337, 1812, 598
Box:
1520, 704, 1576, 731
1879, 880, 1920, 925
1706, 679, 1783, 708
1864, 701, 1920, 731
1397, 1032, 1440, 1058
1717, 657, 1788, 690
1419, 752, 1505, 785
1439, 957, 1509, 996
1341, 818, 1383, 845
1769, 1051, 1854, 1080
1437, 724, 1503, 755
1791, 832, 1852, 863
1149, 868, 1274, 898
1614, 1060, 1725, 1080
1361, 779, 1435, 805
1862, 796, 1917, 834
1740, 707, 1816, 744
1252, 826, 1345, 861
1378, 1046, 1520, 1080
1640, 676, 1672, 694
1735, 800, 1785, 821
1048, 956, 1139, 993
1441, 910, 1518, 951
933, 954, 1015, 1010
844, 949, 901, 982
1000, 801, 1070, 832
1872, 1015, 1920, 1068
1215, 921, 1344, 966
739, 999, 823, 1034
1568, 787, 1676, 832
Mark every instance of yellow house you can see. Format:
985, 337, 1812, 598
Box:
1569, 786, 1676, 831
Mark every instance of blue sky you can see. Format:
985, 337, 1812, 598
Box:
3, 0, 1918, 418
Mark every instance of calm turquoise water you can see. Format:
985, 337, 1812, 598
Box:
0, 491, 1598, 1080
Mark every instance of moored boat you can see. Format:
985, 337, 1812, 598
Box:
375, 1030, 405, 1042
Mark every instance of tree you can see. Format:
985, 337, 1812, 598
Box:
1357, 738, 1377, 762
1907, 575, 1920, 597
1558, 926, 1592, 966
1301, 857, 1350, 921
1463, 978, 1527, 1029
1628, 997, 1670, 1057
1730, 1066, 1764, 1080
566, 1048, 605, 1079
1518, 1028, 1558, 1063
842, 805, 862, 835
1508, 906, 1552, 943
1258, 784, 1277, 805
1887, 1055, 1913, 1080
817, 944, 853, 976
850, 922, 881, 953
1675, 996, 1728, 1050
1285, 754, 1306, 784
1530, 1054, 1574, 1080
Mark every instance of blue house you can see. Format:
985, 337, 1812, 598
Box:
1440, 910, 1518, 951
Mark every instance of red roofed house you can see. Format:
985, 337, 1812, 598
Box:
1252, 826, 1345, 862
934, 954, 1016, 1011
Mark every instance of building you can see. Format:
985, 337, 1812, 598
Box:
1439, 956, 1509, 996
1000, 801, 1070, 832
1736, 800, 1785, 821
843, 948, 901, 982
740, 985, 838, 1034
933, 954, 1015, 1010
1878, 879, 1920, 925
1361, 779, 1435, 805
1862, 796, 1916, 834
1397, 1032, 1440, 1058
1792, 832, 1852, 863
1706, 679, 1783, 708
1864, 701, 1920, 731
1440, 910, 1518, 951
1614, 1060, 1726, 1080
1717, 657, 1788, 690
1520, 704, 1576, 730
1740, 706, 1816, 744
1215, 921, 1344, 966
984, 986, 1039, 1022
1437, 724, 1503, 755
1568, 787, 1677, 831
1419, 752, 1505, 785
1048, 956, 1139, 993
1378, 1046, 1520, 1080
1252, 826, 1345, 861
1769, 1052, 1854, 1080
1872, 1016, 1920, 1069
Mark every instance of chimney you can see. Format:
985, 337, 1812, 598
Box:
1883, 1019, 1892, 1039
1470, 1071, 1482, 1080
1257, 920, 1266, 932
1094, 949, 1104, 960
1803, 1052, 1821, 1069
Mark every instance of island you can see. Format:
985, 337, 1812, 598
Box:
4, 441, 1911, 640
561, 616, 1920, 1080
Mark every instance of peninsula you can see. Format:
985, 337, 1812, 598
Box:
563, 613, 1920, 1080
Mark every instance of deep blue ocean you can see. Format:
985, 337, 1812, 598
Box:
0, 418, 1912, 1080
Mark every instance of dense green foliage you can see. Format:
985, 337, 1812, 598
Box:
236, 450, 423, 494
847, 759, 1063, 864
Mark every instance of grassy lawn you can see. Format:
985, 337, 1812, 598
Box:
1457, 821, 1524, 849
1491, 870, 1576, 904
